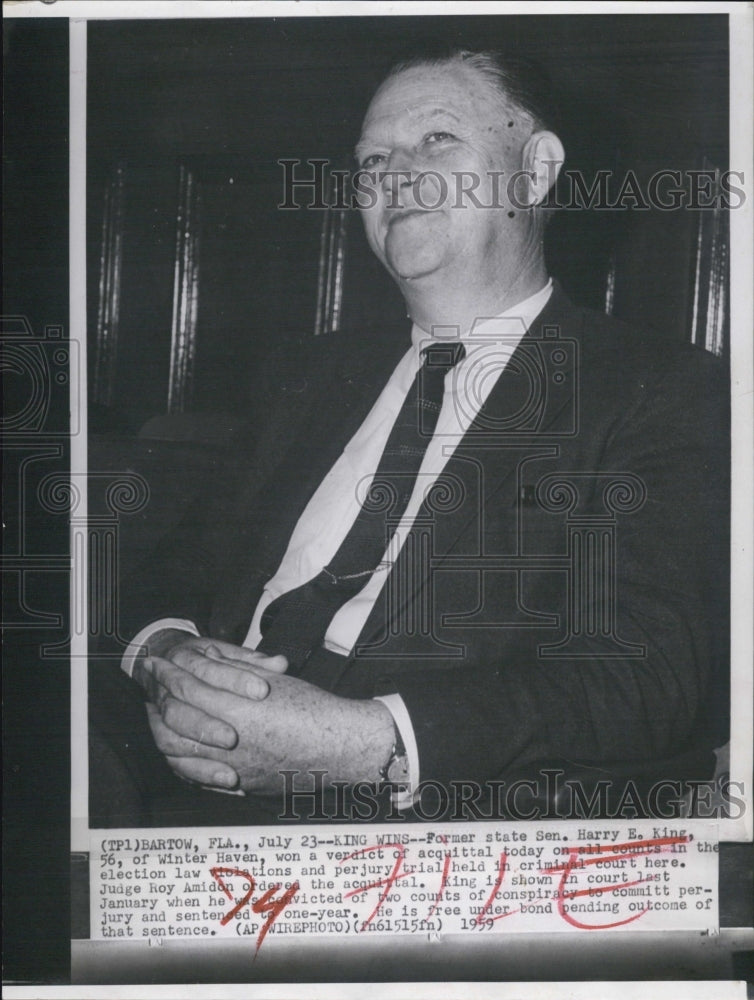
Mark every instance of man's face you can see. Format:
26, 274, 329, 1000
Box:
355, 62, 531, 285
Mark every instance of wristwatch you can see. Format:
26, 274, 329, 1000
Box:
378, 727, 409, 785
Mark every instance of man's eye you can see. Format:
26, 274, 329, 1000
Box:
359, 153, 386, 170
424, 131, 456, 145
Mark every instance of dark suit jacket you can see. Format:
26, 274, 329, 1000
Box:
118, 283, 730, 796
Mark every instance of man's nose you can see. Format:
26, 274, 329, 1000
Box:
380, 145, 416, 191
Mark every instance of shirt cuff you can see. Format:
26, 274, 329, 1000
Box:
373, 693, 420, 809
120, 618, 200, 678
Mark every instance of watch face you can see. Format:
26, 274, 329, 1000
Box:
387, 754, 410, 784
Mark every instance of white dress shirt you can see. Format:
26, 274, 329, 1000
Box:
123, 280, 553, 802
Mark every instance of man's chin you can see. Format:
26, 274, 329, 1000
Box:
385, 243, 445, 282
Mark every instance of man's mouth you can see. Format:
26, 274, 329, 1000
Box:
386, 208, 435, 227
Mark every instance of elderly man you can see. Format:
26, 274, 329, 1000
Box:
94, 49, 728, 824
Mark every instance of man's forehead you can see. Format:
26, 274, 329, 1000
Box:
358, 65, 505, 141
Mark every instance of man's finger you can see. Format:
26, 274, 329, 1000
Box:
204, 642, 289, 676
161, 695, 238, 749
166, 755, 241, 790
166, 647, 272, 700
253, 653, 289, 674
145, 655, 259, 720
147, 703, 226, 758
146, 706, 240, 789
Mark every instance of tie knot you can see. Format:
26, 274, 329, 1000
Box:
421, 342, 466, 376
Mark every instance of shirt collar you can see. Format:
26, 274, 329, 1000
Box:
410, 279, 553, 356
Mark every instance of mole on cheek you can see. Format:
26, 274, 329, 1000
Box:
507, 120, 514, 128
508, 211, 515, 218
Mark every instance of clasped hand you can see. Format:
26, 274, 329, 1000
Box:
133, 633, 394, 796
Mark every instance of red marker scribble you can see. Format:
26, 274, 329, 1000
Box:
337, 843, 414, 931
543, 835, 689, 930
210, 866, 299, 954
211, 867, 255, 925
474, 851, 519, 925
426, 835, 451, 922
251, 881, 301, 953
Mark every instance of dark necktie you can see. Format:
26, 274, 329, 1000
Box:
258, 341, 466, 673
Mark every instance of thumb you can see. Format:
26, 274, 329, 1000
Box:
259, 653, 289, 674
205, 641, 288, 674
202, 640, 265, 663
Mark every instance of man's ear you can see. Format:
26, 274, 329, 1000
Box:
520, 131, 565, 207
